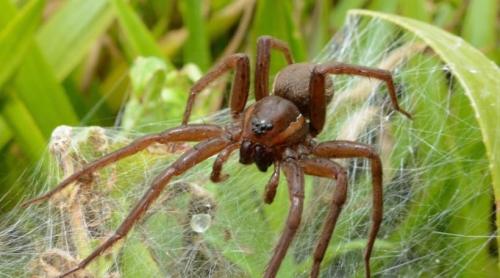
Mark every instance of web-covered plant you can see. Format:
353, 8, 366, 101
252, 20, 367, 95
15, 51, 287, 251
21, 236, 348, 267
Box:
0, 13, 497, 277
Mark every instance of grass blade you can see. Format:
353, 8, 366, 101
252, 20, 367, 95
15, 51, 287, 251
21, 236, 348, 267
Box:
0, 0, 44, 89
0, 0, 16, 26
179, 0, 212, 71
36, 0, 114, 80
1, 93, 46, 161
111, 0, 167, 63
0, 115, 13, 151
331, 0, 367, 29
399, 0, 431, 22
461, 0, 497, 60
14, 47, 79, 137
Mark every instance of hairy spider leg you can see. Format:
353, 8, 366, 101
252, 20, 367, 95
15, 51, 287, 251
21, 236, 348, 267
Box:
264, 160, 304, 278
309, 62, 412, 136
182, 53, 250, 125
58, 137, 231, 278
255, 36, 294, 100
22, 125, 223, 207
313, 141, 383, 278
300, 158, 348, 278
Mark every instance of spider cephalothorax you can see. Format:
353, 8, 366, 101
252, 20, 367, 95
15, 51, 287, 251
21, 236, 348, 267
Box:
24, 36, 411, 278
240, 95, 308, 171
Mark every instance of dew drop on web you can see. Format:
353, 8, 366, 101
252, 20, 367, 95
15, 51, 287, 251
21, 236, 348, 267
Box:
190, 213, 212, 233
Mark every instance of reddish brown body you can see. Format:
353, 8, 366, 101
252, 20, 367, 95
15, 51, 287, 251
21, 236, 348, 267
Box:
24, 36, 411, 278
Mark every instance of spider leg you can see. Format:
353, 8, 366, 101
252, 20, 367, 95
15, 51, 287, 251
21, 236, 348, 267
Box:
313, 140, 383, 278
263, 161, 281, 204
300, 158, 348, 278
182, 53, 250, 125
309, 62, 411, 135
58, 136, 231, 278
255, 36, 294, 100
264, 160, 304, 278
22, 124, 223, 207
210, 143, 239, 182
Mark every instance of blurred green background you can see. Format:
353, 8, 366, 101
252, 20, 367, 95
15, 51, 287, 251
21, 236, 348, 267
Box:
0, 0, 498, 216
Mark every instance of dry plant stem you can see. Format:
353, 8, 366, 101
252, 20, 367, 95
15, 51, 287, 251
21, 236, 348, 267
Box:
219, 0, 256, 59
160, 0, 250, 57
336, 107, 379, 142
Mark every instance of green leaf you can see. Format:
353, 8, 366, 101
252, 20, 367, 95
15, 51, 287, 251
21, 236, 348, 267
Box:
367, 0, 399, 13
351, 7, 500, 264
1, 93, 46, 161
179, 0, 212, 71
110, 0, 168, 64
129, 57, 168, 94
120, 237, 162, 277
36, 0, 114, 80
399, 0, 431, 22
308, 0, 332, 58
251, 1, 305, 68
331, 0, 367, 29
0, 0, 44, 89
461, 0, 497, 59
0, 0, 17, 26
0, 115, 13, 150
14, 47, 79, 137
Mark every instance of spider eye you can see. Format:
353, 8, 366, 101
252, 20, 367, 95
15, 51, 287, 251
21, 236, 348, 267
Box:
251, 118, 273, 135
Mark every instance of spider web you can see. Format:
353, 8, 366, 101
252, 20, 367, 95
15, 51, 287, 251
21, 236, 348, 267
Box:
0, 14, 496, 278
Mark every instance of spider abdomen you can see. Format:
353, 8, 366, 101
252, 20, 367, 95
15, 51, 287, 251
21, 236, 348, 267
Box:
273, 63, 333, 117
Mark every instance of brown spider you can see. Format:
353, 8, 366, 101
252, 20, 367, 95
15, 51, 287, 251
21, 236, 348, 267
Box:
24, 36, 411, 278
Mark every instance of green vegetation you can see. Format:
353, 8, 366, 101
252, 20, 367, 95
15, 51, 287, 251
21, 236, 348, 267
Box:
0, 0, 498, 277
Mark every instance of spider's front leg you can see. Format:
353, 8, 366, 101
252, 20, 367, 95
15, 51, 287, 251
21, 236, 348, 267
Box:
265, 160, 304, 278
22, 124, 224, 207
58, 136, 232, 278
182, 53, 250, 124
313, 140, 383, 278
255, 36, 294, 100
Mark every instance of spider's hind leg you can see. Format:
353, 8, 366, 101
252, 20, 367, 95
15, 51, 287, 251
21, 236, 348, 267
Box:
308, 62, 412, 136
300, 158, 348, 278
313, 140, 383, 278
